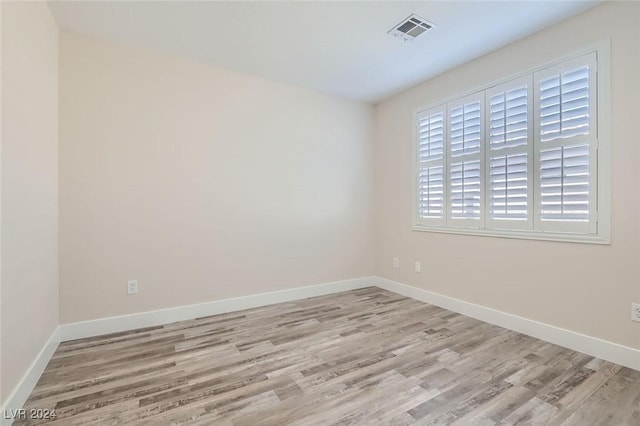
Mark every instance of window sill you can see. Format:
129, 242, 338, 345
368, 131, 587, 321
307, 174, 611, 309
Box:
412, 225, 610, 245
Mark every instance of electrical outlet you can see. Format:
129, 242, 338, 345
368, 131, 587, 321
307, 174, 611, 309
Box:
632, 303, 640, 322
415, 261, 421, 273
393, 258, 399, 269
127, 280, 138, 295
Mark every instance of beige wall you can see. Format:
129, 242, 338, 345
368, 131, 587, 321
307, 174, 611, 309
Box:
375, 1, 640, 350
59, 33, 375, 324
0, 1, 59, 403
4, 1, 638, 404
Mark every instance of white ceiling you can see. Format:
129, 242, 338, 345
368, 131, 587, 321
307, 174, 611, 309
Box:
48, 1, 602, 103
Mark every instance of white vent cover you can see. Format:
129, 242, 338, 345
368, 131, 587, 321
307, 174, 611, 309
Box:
388, 14, 434, 41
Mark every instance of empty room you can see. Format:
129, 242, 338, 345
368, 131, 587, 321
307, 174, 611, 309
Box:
2, 0, 640, 424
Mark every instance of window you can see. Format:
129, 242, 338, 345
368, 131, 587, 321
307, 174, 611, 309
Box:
413, 49, 609, 243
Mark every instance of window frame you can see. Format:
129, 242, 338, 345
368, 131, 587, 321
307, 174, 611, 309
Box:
411, 43, 611, 244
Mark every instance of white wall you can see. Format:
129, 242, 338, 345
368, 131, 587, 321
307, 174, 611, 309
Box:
375, 1, 640, 350
0, 1, 59, 403
59, 33, 375, 324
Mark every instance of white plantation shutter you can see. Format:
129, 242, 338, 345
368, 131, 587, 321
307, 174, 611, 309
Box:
413, 50, 604, 241
486, 77, 533, 230
416, 107, 445, 226
534, 53, 597, 234
448, 93, 484, 227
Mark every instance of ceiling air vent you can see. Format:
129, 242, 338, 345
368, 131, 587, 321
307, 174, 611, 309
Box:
388, 14, 434, 41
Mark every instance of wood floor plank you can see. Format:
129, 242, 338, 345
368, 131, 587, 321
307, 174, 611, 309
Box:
14, 287, 640, 425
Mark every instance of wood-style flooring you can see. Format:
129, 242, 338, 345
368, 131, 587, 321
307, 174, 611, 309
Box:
16, 287, 640, 425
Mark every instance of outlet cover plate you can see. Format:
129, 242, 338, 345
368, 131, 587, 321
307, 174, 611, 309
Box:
127, 280, 138, 295
632, 303, 640, 322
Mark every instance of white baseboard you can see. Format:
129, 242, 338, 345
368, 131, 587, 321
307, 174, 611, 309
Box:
1, 276, 375, 423
1, 327, 61, 426
59, 276, 376, 342
373, 277, 640, 372
5, 274, 637, 426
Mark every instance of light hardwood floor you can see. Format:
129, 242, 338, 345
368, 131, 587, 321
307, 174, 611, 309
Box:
16, 287, 640, 425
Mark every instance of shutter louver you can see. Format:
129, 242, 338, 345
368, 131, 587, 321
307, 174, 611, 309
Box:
540, 65, 590, 142
450, 160, 481, 220
539, 145, 590, 222
418, 113, 444, 161
489, 154, 528, 220
418, 166, 444, 218
450, 102, 481, 156
489, 87, 528, 149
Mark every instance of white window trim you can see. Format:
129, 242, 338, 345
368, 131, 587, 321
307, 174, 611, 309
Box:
411, 42, 611, 245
